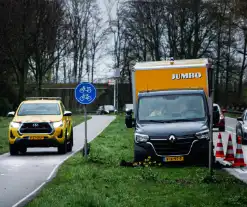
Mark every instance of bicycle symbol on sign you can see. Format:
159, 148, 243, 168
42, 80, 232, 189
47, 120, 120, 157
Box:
79, 94, 92, 102
79, 86, 92, 93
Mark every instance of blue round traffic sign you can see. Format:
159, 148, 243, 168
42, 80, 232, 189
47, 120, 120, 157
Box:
74, 82, 97, 105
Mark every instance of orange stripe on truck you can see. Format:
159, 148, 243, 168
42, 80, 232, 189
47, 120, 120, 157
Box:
135, 67, 208, 100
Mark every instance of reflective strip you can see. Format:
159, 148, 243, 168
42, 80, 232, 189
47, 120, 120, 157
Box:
226, 149, 234, 154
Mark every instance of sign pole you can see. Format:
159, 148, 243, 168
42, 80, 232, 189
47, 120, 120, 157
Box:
209, 66, 214, 177
74, 82, 96, 159
83, 104, 88, 158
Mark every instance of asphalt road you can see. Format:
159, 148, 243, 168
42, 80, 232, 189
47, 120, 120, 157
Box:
213, 117, 247, 183
213, 117, 238, 155
0, 115, 116, 207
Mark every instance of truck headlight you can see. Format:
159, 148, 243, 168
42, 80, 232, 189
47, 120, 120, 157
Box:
196, 129, 209, 139
10, 122, 21, 128
53, 121, 63, 128
135, 133, 149, 143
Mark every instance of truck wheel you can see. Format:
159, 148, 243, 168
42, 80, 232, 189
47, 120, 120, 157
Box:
200, 149, 215, 167
9, 144, 18, 155
58, 134, 68, 154
19, 147, 27, 154
134, 151, 147, 162
67, 130, 73, 152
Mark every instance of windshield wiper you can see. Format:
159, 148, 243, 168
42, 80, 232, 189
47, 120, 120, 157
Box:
141, 120, 172, 123
171, 118, 204, 122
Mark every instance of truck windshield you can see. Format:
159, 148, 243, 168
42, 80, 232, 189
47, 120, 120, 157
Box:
17, 103, 61, 116
138, 94, 206, 122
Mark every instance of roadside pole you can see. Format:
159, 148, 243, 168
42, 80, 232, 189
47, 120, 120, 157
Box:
83, 104, 88, 158
115, 68, 120, 111
114, 79, 116, 108
209, 66, 215, 177
74, 82, 97, 159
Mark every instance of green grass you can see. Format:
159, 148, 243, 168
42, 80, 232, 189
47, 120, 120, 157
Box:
0, 117, 12, 154
27, 116, 247, 207
225, 113, 239, 118
0, 114, 90, 155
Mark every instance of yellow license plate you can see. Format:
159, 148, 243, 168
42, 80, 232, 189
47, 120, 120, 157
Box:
164, 156, 184, 162
30, 136, 44, 140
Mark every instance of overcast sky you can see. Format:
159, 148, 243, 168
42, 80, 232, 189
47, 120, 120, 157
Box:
93, 0, 117, 81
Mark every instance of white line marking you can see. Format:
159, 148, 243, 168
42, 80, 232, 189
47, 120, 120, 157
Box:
226, 126, 234, 130
12, 116, 116, 207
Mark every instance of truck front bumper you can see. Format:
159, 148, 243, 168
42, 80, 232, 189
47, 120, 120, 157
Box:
10, 137, 65, 148
134, 139, 211, 162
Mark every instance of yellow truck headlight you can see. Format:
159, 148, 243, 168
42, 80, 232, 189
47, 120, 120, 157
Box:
10, 122, 21, 128
53, 121, 63, 128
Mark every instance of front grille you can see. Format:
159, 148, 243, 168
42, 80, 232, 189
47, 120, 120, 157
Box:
19, 122, 53, 134
149, 136, 196, 155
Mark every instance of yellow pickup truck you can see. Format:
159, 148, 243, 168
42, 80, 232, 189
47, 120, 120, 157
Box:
7, 97, 73, 155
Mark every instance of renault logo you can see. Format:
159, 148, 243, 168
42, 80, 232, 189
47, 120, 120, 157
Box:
169, 135, 176, 143
33, 123, 39, 127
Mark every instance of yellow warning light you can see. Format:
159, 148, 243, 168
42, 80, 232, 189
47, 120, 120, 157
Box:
170, 57, 174, 65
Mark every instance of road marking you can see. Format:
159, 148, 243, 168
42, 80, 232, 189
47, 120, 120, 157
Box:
12, 116, 116, 207
226, 126, 234, 130
235, 169, 247, 174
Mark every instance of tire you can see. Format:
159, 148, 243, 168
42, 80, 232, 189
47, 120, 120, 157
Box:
19, 147, 27, 154
9, 144, 18, 155
70, 129, 74, 146
58, 131, 68, 154
219, 127, 225, 132
134, 151, 147, 162
67, 129, 73, 152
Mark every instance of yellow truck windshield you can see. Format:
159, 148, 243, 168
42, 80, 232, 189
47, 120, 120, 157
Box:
17, 103, 61, 116
138, 94, 206, 122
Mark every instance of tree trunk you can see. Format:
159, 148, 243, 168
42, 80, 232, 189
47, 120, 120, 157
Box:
38, 71, 43, 96
18, 71, 25, 104
238, 34, 247, 99
192, 0, 200, 58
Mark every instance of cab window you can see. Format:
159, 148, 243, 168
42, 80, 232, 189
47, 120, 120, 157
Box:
60, 103, 66, 114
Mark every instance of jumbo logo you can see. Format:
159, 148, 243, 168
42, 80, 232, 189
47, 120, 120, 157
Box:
172, 72, 202, 80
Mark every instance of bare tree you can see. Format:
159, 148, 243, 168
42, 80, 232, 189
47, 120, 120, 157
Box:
27, 0, 67, 95
88, 5, 108, 83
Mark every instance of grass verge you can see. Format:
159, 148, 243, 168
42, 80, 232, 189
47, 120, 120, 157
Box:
0, 114, 90, 155
225, 113, 240, 118
27, 116, 247, 207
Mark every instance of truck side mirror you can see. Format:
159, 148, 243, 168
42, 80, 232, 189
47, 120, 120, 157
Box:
126, 108, 132, 115
7, 111, 15, 117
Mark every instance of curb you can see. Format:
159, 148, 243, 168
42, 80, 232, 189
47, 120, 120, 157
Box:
12, 146, 84, 207
12, 116, 116, 207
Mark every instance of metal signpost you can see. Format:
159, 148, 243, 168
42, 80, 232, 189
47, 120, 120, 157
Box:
74, 82, 97, 159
